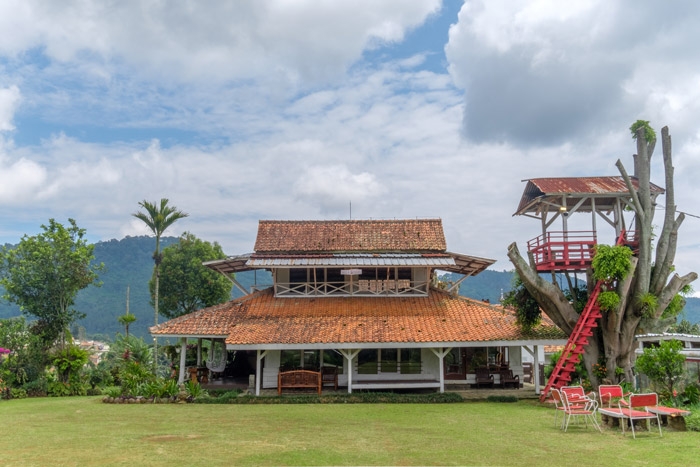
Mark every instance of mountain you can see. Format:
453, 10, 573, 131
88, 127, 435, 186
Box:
1, 237, 697, 339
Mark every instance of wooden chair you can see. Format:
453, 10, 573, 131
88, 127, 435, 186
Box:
499, 369, 520, 389
321, 366, 338, 390
475, 367, 493, 388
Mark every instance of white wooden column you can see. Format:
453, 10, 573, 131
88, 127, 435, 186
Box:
255, 349, 268, 396
196, 338, 202, 367
178, 337, 187, 385
430, 347, 452, 393
339, 349, 360, 394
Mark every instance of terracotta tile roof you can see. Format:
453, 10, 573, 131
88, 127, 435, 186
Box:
151, 288, 566, 346
150, 300, 244, 336
253, 219, 447, 253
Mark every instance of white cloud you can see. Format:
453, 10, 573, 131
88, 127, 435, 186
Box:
0, 0, 440, 85
0, 155, 46, 202
0, 86, 21, 131
293, 165, 386, 213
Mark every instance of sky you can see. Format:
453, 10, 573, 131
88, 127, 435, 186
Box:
1, 0, 700, 281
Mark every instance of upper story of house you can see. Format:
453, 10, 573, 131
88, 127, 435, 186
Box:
204, 219, 495, 298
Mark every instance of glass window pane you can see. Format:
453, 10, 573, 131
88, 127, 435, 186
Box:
358, 349, 378, 374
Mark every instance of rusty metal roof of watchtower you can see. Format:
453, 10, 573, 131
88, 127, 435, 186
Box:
514, 176, 665, 216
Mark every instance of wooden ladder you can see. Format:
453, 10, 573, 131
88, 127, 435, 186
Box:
539, 231, 627, 402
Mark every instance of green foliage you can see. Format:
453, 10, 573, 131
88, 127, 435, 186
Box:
630, 119, 656, 144
52, 345, 89, 384
564, 286, 588, 314
687, 408, 700, 432
485, 395, 518, 403
102, 386, 122, 398
0, 219, 102, 346
21, 378, 48, 397
152, 232, 233, 319
0, 317, 47, 388
117, 312, 136, 338
501, 274, 541, 331
47, 381, 72, 397
592, 244, 633, 282
9, 387, 27, 399
119, 360, 155, 397
545, 350, 583, 382
669, 319, 700, 335
638, 292, 659, 319
636, 339, 685, 400
662, 293, 685, 320
195, 392, 464, 404
682, 385, 700, 406
597, 291, 620, 312
184, 380, 208, 399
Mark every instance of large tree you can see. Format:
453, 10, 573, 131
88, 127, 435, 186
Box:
152, 232, 233, 319
507, 125, 697, 386
0, 219, 102, 348
133, 198, 188, 371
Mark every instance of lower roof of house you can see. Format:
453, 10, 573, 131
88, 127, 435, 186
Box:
150, 287, 566, 350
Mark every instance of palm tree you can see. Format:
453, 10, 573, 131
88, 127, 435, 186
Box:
133, 198, 188, 373
117, 312, 136, 339
117, 285, 137, 339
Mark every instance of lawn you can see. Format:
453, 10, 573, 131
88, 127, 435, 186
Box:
0, 396, 697, 466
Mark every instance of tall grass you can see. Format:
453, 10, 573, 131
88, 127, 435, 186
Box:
0, 397, 697, 466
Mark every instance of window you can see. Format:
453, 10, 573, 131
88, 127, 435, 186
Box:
400, 349, 421, 374
381, 349, 398, 373
280, 350, 301, 371
289, 268, 307, 283
358, 349, 421, 374
358, 349, 378, 374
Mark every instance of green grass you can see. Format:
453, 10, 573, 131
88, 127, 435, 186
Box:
0, 397, 697, 466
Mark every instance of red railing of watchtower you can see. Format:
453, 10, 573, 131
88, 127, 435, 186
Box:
527, 231, 597, 272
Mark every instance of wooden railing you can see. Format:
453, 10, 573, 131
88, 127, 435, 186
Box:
527, 231, 597, 272
275, 279, 429, 297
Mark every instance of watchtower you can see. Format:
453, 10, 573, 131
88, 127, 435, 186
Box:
513, 176, 664, 400
514, 176, 664, 273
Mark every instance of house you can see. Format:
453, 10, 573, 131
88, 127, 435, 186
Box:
635, 333, 700, 363
150, 219, 567, 395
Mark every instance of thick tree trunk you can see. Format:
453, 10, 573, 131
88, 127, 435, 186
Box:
507, 126, 696, 388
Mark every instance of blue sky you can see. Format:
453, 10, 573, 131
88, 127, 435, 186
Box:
1, 0, 700, 280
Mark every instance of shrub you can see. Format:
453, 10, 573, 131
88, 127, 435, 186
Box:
592, 244, 633, 282
597, 291, 620, 312
686, 407, 700, 432
682, 384, 700, 406
195, 391, 464, 404
184, 380, 208, 399
636, 339, 685, 402
9, 387, 27, 399
102, 386, 123, 398
22, 378, 47, 397
486, 395, 517, 403
47, 381, 71, 397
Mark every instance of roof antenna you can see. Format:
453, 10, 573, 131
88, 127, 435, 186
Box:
349, 201, 352, 220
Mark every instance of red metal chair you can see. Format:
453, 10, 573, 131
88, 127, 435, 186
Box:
619, 393, 662, 438
598, 384, 630, 408
556, 389, 602, 432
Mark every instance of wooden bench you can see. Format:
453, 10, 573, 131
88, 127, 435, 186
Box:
278, 370, 322, 395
